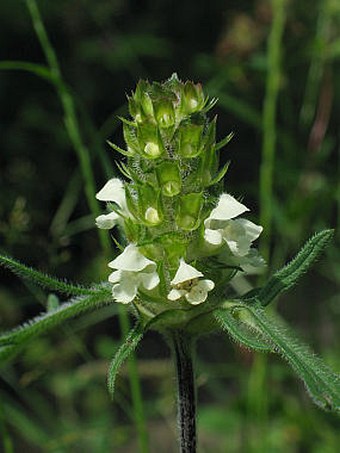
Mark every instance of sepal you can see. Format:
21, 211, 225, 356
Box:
156, 161, 181, 197
177, 121, 204, 158
137, 122, 165, 159
176, 192, 204, 231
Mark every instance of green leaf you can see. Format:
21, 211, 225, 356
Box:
217, 302, 340, 414
207, 161, 230, 186
118, 116, 137, 127
0, 286, 113, 363
257, 229, 334, 306
214, 132, 234, 151
107, 140, 134, 157
0, 254, 96, 296
215, 305, 273, 352
107, 323, 144, 399
202, 96, 218, 113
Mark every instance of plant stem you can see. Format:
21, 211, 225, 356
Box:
171, 330, 197, 453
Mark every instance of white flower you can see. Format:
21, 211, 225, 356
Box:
95, 178, 131, 229
108, 244, 160, 304
167, 259, 215, 305
204, 194, 263, 257
239, 248, 266, 273
227, 248, 266, 274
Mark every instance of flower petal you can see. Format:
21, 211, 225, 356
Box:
185, 279, 215, 305
207, 194, 249, 223
111, 272, 139, 304
112, 284, 136, 304
108, 270, 121, 284
96, 178, 125, 205
199, 279, 215, 292
225, 237, 245, 256
108, 244, 157, 272
235, 218, 263, 242
141, 270, 160, 290
170, 259, 203, 285
95, 211, 120, 229
223, 218, 262, 257
238, 249, 266, 273
167, 288, 186, 301
185, 287, 203, 304
204, 228, 223, 246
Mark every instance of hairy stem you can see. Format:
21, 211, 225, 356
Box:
171, 331, 197, 453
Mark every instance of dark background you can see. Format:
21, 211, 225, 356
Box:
0, 0, 339, 451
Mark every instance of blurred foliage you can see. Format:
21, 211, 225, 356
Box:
0, 0, 339, 451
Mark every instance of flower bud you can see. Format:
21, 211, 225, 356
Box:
156, 161, 181, 197
154, 99, 175, 128
176, 192, 203, 231
132, 80, 154, 118
181, 81, 205, 115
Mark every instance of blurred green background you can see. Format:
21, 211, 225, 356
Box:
0, 0, 339, 451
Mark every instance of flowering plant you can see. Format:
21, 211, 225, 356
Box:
1, 75, 339, 452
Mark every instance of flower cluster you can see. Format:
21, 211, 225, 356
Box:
95, 75, 264, 318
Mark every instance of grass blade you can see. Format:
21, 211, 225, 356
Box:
0, 60, 53, 81
25, 0, 110, 252
259, 0, 287, 262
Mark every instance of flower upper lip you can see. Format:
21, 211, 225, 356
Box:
168, 259, 215, 305
204, 194, 249, 226
170, 259, 203, 285
95, 178, 132, 229
109, 243, 157, 273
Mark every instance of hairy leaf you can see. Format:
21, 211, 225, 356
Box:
215, 306, 273, 352
0, 286, 113, 363
0, 254, 97, 296
107, 323, 144, 399
258, 229, 334, 306
217, 302, 340, 414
